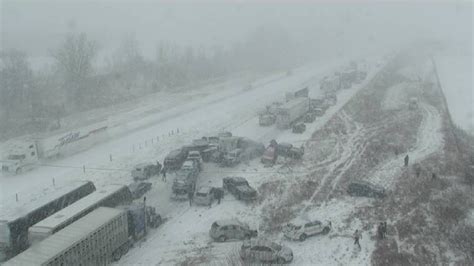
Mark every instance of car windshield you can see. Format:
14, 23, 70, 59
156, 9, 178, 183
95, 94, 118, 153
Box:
2, 1, 470, 265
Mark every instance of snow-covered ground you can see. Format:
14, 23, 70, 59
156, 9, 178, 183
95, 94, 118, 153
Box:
434, 46, 473, 135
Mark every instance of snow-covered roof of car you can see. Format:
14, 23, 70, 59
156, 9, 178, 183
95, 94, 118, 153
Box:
215, 219, 247, 227
196, 186, 213, 193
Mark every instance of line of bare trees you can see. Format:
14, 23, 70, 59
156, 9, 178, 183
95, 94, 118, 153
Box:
0, 27, 299, 140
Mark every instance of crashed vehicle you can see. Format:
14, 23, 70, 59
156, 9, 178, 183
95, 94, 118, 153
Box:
186, 150, 203, 170
240, 239, 293, 264
164, 148, 188, 170
132, 163, 161, 181
283, 220, 331, 241
220, 148, 242, 167
223, 176, 257, 201
292, 123, 306, 134
347, 180, 386, 198
171, 170, 197, 200
194, 186, 215, 206
209, 219, 258, 242
259, 113, 276, 126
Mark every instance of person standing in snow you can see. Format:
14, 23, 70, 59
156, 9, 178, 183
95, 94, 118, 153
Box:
162, 167, 167, 182
353, 229, 362, 249
188, 190, 194, 206
377, 223, 384, 239
404, 154, 409, 167
415, 164, 421, 178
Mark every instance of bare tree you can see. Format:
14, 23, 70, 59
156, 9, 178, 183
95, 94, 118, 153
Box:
52, 32, 97, 110
0, 49, 34, 121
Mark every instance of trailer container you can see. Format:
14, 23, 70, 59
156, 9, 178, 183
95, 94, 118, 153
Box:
5, 207, 128, 266
28, 184, 132, 246
0, 180, 95, 261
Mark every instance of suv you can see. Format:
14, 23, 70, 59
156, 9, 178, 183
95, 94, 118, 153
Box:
223, 176, 257, 201
347, 180, 385, 198
283, 220, 331, 241
240, 239, 293, 264
181, 160, 199, 176
292, 123, 306, 134
209, 219, 258, 242
187, 151, 203, 170
131, 163, 161, 181
194, 186, 215, 206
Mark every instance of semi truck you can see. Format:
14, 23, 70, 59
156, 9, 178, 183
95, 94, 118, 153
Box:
0, 180, 96, 261
1, 122, 108, 174
5, 207, 129, 265
6, 205, 159, 265
27, 184, 135, 246
275, 98, 310, 129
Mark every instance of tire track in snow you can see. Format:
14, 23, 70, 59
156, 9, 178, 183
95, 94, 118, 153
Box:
367, 102, 443, 188
299, 111, 368, 214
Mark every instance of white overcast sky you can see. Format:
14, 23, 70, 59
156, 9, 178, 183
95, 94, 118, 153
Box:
1, 0, 472, 60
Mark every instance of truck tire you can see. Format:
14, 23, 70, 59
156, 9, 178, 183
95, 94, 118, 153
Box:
15, 167, 21, 175
218, 235, 227, 242
322, 226, 330, 234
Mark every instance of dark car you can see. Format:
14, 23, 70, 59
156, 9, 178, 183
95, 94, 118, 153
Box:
292, 123, 306, 134
131, 163, 161, 181
128, 181, 152, 199
223, 176, 257, 201
347, 180, 385, 198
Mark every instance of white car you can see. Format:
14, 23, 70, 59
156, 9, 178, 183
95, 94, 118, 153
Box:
240, 239, 293, 264
283, 220, 331, 241
194, 186, 215, 206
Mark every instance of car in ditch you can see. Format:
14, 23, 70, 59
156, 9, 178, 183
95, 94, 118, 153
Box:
283, 220, 331, 241
209, 219, 258, 242
239, 239, 293, 264
223, 176, 257, 201
347, 180, 386, 198
128, 181, 152, 199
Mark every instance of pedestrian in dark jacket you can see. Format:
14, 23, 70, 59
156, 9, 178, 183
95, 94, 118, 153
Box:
377, 223, 384, 239
404, 155, 409, 167
214, 188, 224, 204
353, 230, 362, 249
188, 190, 194, 206
162, 167, 167, 182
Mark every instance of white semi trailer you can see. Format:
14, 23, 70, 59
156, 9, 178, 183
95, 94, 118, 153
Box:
1, 122, 108, 174
275, 98, 310, 129
5, 207, 129, 266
